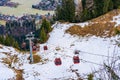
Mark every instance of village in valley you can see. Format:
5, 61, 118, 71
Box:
0, 0, 56, 34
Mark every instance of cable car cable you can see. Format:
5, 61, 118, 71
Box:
48, 44, 117, 59
58, 53, 103, 66
40, 44, 119, 66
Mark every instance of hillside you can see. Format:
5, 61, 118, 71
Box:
66, 9, 120, 37
0, 10, 120, 79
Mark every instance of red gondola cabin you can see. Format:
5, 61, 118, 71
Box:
54, 58, 62, 66
44, 45, 48, 50
73, 56, 80, 64
32, 45, 37, 52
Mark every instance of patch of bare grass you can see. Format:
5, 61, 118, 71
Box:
1, 54, 23, 80
33, 51, 37, 54
15, 69, 23, 80
66, 9, 120, 37
66, 22, 117, 37
33, 54, 41, 63
2, 55, 18, 67
91, 9, 120, 23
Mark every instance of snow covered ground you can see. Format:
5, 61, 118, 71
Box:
0, 16, 120, 79
0, 63, 15, 80
112, 14, 120, 27
0, 0, 54, 16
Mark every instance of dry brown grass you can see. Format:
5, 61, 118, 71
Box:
66, 22, 116, 37
33, 54, 41, 63
15, 69, 23, 80
1, 54, 23, 80
66, 9, 120, 37
33, 51, 37, 54
2, 55, 18, 67
91, 9, 120, 22
2, 58, 12, 67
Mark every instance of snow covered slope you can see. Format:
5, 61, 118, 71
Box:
0, 17, 120, 79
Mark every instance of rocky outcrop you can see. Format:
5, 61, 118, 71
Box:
85, 0, 94, 10
74, 0, 83, 15
74, 0, 94, 14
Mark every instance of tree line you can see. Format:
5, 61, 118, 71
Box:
0, 18, 52, 50
0, 35, 19, 49
81, 0, 120, 21
35, 19, 52, 43
54, 0, 120, 22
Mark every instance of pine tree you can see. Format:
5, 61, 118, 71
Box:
103, 0, 113, 13
82, 0, 86, 9
55, 6, 63, 20
4, 35, 11, 46
94, 0, 104, 16
41, 19, 52, 33
0, 35, 4, 44
0, 36, 2, 44
9, 36, 14, 46
108, 0, 113, 11
46, 19, 52, 33
37, 19, 52, 43
81, 8, 89, 21
103, 0, 110, 13
112, 0, 120, 8
55, 0, 75, 22
67, 0, 75, 22
40, 27, 47, 43
13, 41, 20, 49
5, 36, 14, 46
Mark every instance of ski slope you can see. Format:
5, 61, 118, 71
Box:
0, 16, 120, 79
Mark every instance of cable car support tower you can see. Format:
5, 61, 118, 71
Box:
26, 32, 34, 63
